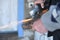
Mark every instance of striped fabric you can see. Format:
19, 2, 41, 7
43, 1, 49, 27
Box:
34, 31, 53, 40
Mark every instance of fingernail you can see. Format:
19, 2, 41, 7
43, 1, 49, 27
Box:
42, 6, 44, 8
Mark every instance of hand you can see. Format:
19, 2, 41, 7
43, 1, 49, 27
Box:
34, 0, 45, 8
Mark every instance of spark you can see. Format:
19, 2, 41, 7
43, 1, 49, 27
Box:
0, 18, 32, 29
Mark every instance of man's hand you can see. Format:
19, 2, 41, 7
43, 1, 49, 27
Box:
34, 0, 45, 8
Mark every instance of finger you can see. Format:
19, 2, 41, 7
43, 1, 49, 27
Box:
40, 3, 44, 8
34, 1, 40, 5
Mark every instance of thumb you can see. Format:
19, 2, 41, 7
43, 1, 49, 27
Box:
40, 3, 44, 8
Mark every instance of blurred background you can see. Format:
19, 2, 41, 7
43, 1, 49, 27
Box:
0, 0, 34, 40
